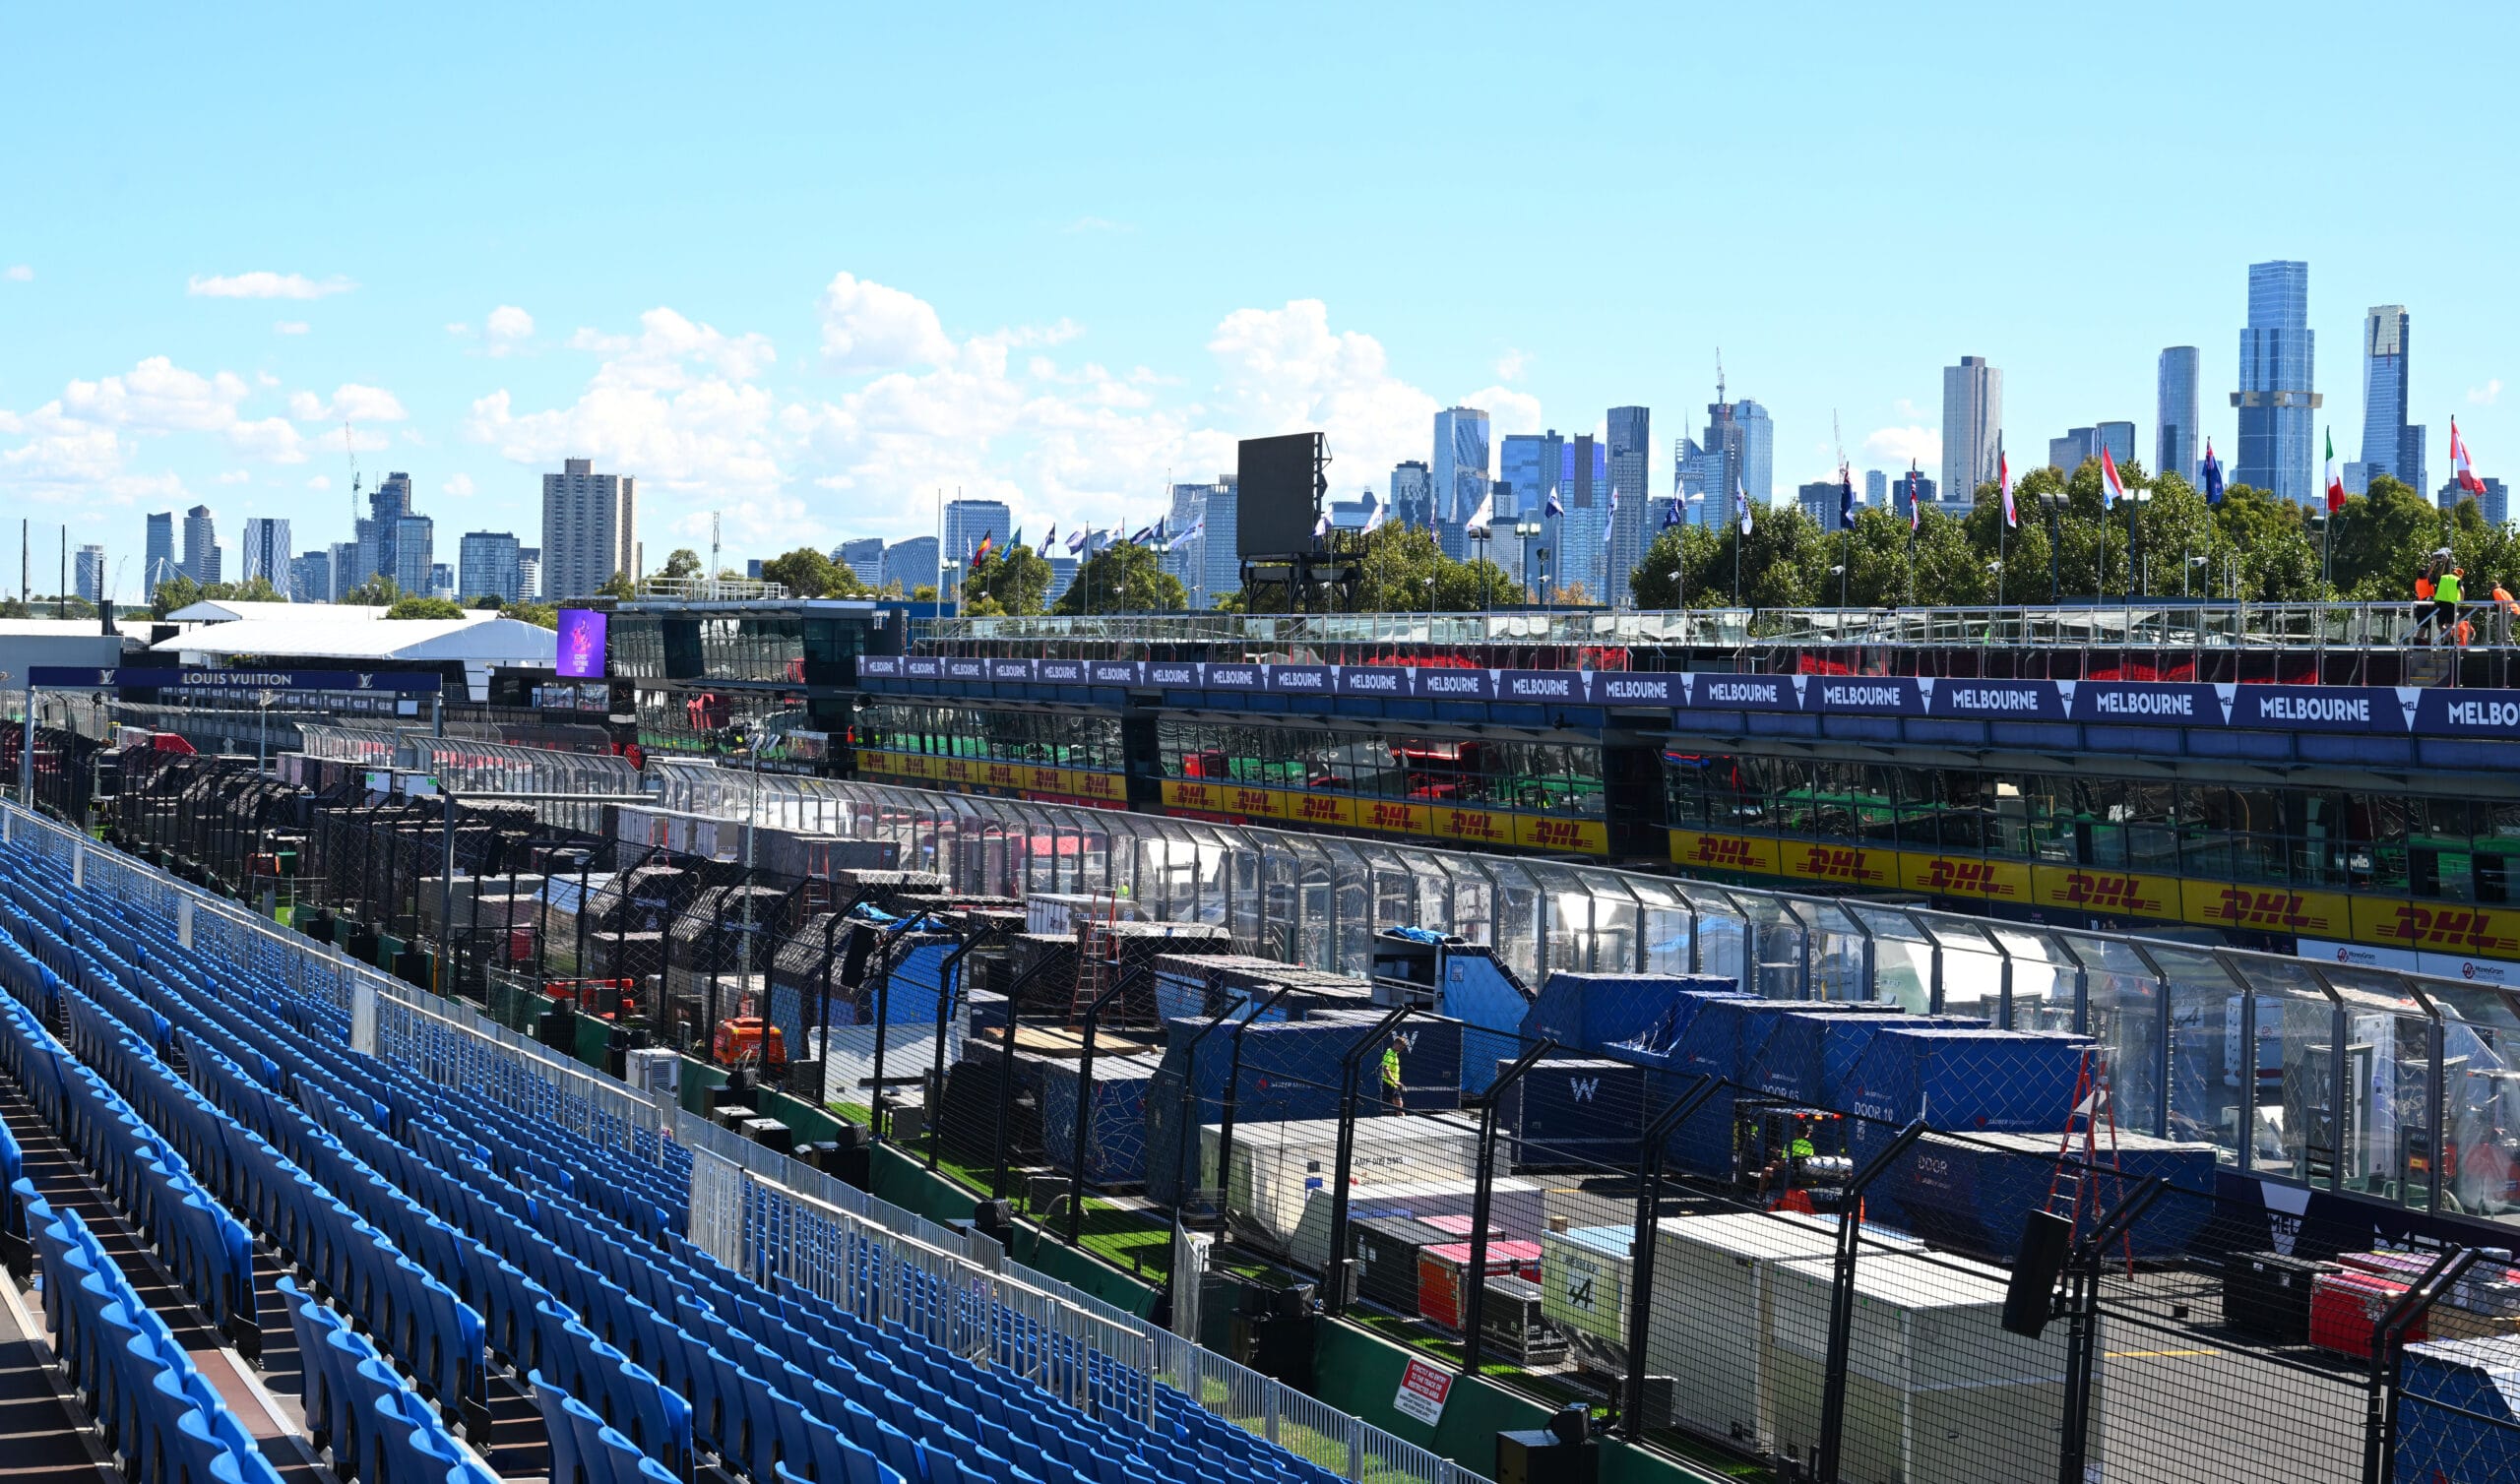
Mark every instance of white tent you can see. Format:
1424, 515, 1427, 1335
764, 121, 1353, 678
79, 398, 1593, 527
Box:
150, 615, 557, 701
160, 599, 383, 625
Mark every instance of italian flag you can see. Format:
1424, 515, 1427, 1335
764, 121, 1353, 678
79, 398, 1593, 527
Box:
2324, 427, 2346, 513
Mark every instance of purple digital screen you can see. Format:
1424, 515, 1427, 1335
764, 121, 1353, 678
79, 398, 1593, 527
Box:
555, 608, 608, 679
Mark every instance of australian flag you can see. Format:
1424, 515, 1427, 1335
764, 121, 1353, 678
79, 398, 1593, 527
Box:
1838, 471, 1857, 530
2201, 441, 2225, 506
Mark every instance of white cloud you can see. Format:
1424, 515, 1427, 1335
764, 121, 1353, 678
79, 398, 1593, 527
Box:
443, 473, 476, 498
819, 272, 955, 371
445, 322, 471, 337
305, 475, 333, 490
274, 320, 309, 336
1494, 349, 1528, 382
4, 265, 31, 282
0, 353, 325, 506
484, 305, 534, 355
287, 383, 410, 425
186, 272, 355, 300
216, 469, 251, 484
2470, 379, 2503, 406
1459, 384, 1543, 439
1206, 299, 1438, 482
1863, 424, 1941, 466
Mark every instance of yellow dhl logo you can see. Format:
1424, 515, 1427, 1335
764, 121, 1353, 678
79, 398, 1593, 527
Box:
1293, 795, 1345, 822
2379, 905, 2520, 954
1526, 819, 1587, 848
1926, 859, 2018, 897
1230, 788, 1274, 814
2057, 872, 2164, 913
1365, 802, 1419, 830
1445, 810, 1509, 839
1688, 835, 1761, 868
1796, 846, 1875, 881
2214, 889, 2326, 929
1029, 768, 1062, 790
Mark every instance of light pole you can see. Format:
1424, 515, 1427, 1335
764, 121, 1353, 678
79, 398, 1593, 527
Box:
1984, 560, 2002, 606
1515, 519, 1542, 605
941, 559, 961, 619
1473, 527, 1490, 612
1537, 547, 1551, 610
2186, 553, 2207, 600
1829, 563, 1847, 609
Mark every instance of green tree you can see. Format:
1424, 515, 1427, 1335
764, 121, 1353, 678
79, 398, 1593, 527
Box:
961, 542, 1053, 615
1657, 502, 1829, 607
1327, 525, 1522, 612
150, 572, 285, 617
759, 546, 872, 598
1958, 481, 2055, 603
660, 548, 703, 582
1052, 540, 1190, 614
2327, 475, 2445, 598
505, 601, 558, 628
150, 573, 203, 618
2204, 485, 2323, 601
384, 595, 468, 619
1629, 524, 1725, 608
468, 593, 505, 610
596, 570, 639, 598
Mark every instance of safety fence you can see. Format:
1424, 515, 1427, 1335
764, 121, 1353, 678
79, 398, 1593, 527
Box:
0, 797, 1479, 1484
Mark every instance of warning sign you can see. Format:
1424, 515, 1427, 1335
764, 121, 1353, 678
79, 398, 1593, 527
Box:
1393, 1357, 1454, 1426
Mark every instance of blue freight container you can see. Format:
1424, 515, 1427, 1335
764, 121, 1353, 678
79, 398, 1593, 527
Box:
2396, 1336, 2520, 1484
1498, 1058, 1651, 1169
1747, 1012, 1979, 1107
1657, 1000, 1893, 1178
1520, 972, 1738, 1057
1142, 1017, 1383, 1206
1843, 1027, 2094, 1168
1889, 1130, 2219, 1263
1305, 1009, 1465, 1111
1434, 948, 1535, 1095
1616, 987, 1761, 1058
1040, 1053, 1164, 1187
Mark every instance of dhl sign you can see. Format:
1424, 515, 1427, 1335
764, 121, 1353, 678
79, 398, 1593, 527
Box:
2182, 881, 2350, 936
1359, 799, 1430, 835
1782, 842, 1893, 887
1070, 772, 1125, 802
1228, 785, 1283, 819
1437, 807, 1515, 846
1161, 779, 1228, 812
1897, 852, 2031, 901
1513, 815, 1609, 854
1669, 829, 1781, 877
2031, 865, 2177, 921
981, 763, 1022, 789
2352, 899, 2520, 958
1287, 792, 1358, 828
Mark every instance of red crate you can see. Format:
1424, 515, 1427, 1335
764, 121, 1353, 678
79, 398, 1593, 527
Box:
1417, 1240, 1543, 1330
2308, 1270, 2426, 1358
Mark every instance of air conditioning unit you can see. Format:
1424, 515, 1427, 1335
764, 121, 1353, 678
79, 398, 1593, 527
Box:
624, 1047, 681, 1095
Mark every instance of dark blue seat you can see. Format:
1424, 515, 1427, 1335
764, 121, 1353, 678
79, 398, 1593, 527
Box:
530, 1373, 585, 1484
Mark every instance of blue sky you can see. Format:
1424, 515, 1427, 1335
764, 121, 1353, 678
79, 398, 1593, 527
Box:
4, 3, 2511, 593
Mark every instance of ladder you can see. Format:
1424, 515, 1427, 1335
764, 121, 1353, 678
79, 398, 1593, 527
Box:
1068, 893, 1125, 1021
2047, 1047, 2135, 1273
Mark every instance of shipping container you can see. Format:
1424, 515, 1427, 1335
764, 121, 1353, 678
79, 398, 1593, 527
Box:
1434, 947, 1537, 1095
1195, 1116, 1485, 1254
1521, 971, 1740, 1056
1890, 1129, 2219, 1264
1497, 1057, 1650, 1170
1287, 1180, 1549, 1274
1646, 1212, 1847, 1451
1142, 1014, 1413, 1205
2396, 1336, 2520, 1484
1349, 1216, 1450, 1313
1747, 1012, 1980, 1108
1665, 1001, 1904, 1178
1768, 1253, 2074, 1484
1027, 892, 1140, 936
2222, 1251, 2340, 1345
1540, 1224, 1633, 1372
1306, 1008, 1465, 1111
1038, 1052, 1164, 1187
1843, 1027, 2094, 1171
1417, 1240, 1544, 1330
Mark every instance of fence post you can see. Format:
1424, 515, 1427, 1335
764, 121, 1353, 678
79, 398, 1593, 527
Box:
927, 924, 1006, 1167
1166, 998, 1256, 1271
1815, 1119, 1927, 1484
1067, 969, 1147, 1246
1619, 1075, 1721, 1436
1462, 1039, 1555, 1375
1209, 987, 1296, 1220
2055, 1179, 2169, 1484
2363, 1248, 2476, 1484
1324, 1005, 1417, 1315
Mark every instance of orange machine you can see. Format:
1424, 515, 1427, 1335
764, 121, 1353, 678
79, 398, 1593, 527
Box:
543, 977, 639, 1019
713, 1016, 788, 1069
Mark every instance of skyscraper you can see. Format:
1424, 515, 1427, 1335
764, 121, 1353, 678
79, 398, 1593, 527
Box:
2157, 346, 2201, 483
941, 499, 1013, 571
1940, 356, 2003, 506
459, 530, 525, 602
327, 542, 357, 602
2439, 475, 2507, 527
1796, 481, 1841, 527
2233, 261, 2320, 503
1863, 469, 1887, 510
1431, 406, 1491, 558
144, 513, 176, 592
289, 551, 332, 604
1198, 475, 1239, 606
1606, 406, 1651, 605
517, 547, 540, 600
540, 458, 638, 599
880, 536, 938, 594
1548, 435, 1610, 599
353, 472, 416, 588
837, 537, 886, 588
240, 517, 291, 595
2357, 305, 2426, 497
1735, 401, 1774, 509
1499, 432, 1561, 587
392, 515, 435, 596
74, 544, 104, 603
181, 506, 220, 585
1387, 462, 1434, 529
2048, 423, 2135, 475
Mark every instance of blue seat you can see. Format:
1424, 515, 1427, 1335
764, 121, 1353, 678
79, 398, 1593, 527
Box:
529, 1373, 585, 1484
320, 1317, 381, 1464
373, 1391, 445, 1484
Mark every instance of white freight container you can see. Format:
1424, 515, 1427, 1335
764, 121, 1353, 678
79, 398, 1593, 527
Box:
1766, 1253, 2076, 1484
1200, 1117, 1483, 1254
1541, 1225, 1634, 1373
1028, 893, 1140, 936
1647, 1211, 1846, 1452
1286, 1179, 1549, 1273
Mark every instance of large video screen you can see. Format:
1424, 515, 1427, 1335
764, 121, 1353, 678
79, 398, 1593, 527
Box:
555, 607, 609, 679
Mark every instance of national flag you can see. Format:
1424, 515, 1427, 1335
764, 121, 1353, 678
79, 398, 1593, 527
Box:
2323, 426, 2345, 513
2201, 440, 2224, 505
1839, 470, 1857, 530
972, 530, 995, 565
1998, 444, 2017, 529
1153, 516, 1168, 544
1009, 526, 1024, 552
1363, 493, 1388, 532
1127, 523, 1154, 545
1065, 527, 1087, 555
1464, 484, 1496, 537
1042, 523, 1056, 551
1907, 464, 1921, 530
1602, 482, 1618, 545
1663, 497, 1684, 530
2100, 447, 2127, 508
1312, 510, 1330, 539
1166, 518, 1203, 552
1734, 474, 1753, 535
1544, 490, 1564, 519
2452, 418, 2487, 495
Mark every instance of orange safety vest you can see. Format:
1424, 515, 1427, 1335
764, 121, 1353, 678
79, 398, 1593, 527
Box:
2416, 577, 2435, 601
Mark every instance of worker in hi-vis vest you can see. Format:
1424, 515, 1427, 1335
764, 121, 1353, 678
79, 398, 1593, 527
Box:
1380, 1041, 1404, 1111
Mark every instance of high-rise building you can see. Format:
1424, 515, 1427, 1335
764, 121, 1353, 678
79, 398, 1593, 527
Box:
517, 547, 540, 600
1940, 356, 2003, 507
2357, 305, 2426, 498
1606, 406, 1651, 604
2157, 346, 2201, 484
2233, 260, 2321, 503
181, 506, 220, 585
428, 563, 456, 599
2048, 423, 2135, 475
392, 515, 435, 596
289, 551, 332, 604
1796, 481, 1842, 528
351, 471, 417, 589
1499, 430, 1563, 584
1431, 406, 1491, 558
1046, 556, 1079, 605
240, 517, 291, 595
1198, 475, 1239, 606
327, 542, 357, 602
2440, 475, 2508, 526
941, 499, 1013, 571
540, 458, 637, 599
74, 544, 104, 603
144, 513, 176, 592
837, 538, 886, 589
1735, 401, 1774, 509
881, 536, 939, 594
1864, 469, 1888, 509
1545, 435, 1610, 599
458, 530, 525, 603
1388, 462, 1434, 529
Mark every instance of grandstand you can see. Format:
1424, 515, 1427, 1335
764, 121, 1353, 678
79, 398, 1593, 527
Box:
0, 807, 1464, 1484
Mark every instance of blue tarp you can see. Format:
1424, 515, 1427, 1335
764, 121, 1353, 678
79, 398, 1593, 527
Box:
1844, 1027, 2094, 1167
1520, 972, 1739, 1058
1436, 949, 1536, 1094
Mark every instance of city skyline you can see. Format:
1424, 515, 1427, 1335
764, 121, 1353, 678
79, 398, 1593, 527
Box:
4, 7, 2512, 589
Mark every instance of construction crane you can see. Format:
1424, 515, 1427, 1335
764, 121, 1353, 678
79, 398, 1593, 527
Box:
342, 420, 361, 523
1833, 411, 1852, 489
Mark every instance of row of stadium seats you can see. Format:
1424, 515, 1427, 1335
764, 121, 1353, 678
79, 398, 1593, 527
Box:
283, 1274, 497, 1484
